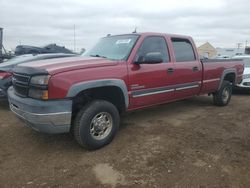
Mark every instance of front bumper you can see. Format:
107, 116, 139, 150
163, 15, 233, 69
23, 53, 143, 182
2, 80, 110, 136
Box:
8, 87, 72, 134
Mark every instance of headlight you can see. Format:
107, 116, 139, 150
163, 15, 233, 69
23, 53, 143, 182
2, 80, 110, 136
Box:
29, 75, 50, 100
30, 75, 50, 85
243, 74, 250, 79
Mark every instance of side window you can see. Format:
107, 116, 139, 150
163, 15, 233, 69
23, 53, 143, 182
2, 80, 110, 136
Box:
172, 38, 196, 62
136, 36, 170, 63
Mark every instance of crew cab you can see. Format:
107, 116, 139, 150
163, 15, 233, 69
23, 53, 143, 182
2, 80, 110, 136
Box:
8, 32, 244, 150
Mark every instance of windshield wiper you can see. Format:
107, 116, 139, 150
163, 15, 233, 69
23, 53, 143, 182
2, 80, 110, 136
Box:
89, 54, 107, 58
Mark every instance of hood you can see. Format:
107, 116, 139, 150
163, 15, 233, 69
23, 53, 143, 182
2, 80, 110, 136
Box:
243, 67, 250, 75
14, 56, 119, 75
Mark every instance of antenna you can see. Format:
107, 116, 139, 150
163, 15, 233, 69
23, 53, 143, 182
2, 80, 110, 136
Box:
132, 27, 137, 33
0, 28, 2, 61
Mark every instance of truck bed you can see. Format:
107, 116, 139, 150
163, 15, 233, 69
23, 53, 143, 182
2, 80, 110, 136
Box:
201, 59, 243, 63
200, 59, 244, 94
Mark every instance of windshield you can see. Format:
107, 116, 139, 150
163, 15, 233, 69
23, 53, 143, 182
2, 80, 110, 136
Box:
244, 58, 250, 67
84, 35, 139, 60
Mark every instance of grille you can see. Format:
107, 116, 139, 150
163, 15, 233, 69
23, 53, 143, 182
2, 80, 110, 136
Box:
12, 73, 30, 97
13, 74, 30, 83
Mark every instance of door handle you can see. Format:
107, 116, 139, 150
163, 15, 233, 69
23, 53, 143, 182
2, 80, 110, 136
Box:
192, 66, 199, 72
167, 68, 174, 74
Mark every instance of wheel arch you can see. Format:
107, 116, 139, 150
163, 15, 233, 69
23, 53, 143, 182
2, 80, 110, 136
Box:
67, 79, 129, 116
218, 69, 236, 90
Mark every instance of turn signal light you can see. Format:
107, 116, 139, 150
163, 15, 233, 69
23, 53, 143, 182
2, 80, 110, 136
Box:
42, 90, 49, 100
29, 89, 49, 100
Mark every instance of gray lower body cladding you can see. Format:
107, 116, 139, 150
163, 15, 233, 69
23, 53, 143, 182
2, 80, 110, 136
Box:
8, 86, 72, 134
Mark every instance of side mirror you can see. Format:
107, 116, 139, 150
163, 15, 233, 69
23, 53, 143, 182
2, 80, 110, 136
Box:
135, 52, 163, 64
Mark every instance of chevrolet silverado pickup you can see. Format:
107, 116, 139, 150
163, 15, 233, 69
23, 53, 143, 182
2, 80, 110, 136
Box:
8, 32, 244, 150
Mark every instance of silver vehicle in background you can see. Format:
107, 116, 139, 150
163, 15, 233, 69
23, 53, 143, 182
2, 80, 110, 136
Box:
0, 53, 78, 98
232, 55, 250, 88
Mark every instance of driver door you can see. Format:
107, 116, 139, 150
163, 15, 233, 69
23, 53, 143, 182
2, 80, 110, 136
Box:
128, 36, 175, 108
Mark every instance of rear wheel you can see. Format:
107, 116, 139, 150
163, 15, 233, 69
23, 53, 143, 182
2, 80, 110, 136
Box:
73, 100, 120, 150
213, 80, 232, 106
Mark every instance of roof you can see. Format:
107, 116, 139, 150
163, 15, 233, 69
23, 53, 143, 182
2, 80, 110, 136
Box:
197, 42, 216, 51
108, 32, 192, 39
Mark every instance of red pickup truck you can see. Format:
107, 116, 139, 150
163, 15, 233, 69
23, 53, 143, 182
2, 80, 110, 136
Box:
8, 32, 244, 150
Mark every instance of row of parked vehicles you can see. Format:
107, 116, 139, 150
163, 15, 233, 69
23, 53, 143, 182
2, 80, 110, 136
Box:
0, 32, 248, 150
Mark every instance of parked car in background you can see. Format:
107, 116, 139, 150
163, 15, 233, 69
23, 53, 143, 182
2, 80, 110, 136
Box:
215, 55, 230, 59
0, 53, 78, 98
15, 44, 74, 55
232, 55, 250, 88
8, 32, 244, 150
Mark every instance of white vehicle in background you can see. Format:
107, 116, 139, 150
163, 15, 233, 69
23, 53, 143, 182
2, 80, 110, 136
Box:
216, 55, 230, 59
232, 55, 250, 88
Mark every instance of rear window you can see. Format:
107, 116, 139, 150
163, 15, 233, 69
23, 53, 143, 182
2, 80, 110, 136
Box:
172, 38, 196, 62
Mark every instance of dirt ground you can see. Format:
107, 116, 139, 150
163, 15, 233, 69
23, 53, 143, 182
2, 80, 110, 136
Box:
0, 91, 250, 188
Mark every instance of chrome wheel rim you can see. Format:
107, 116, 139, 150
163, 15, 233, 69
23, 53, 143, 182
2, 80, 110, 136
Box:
90, 112, 113, 140
222, 87, 230, 103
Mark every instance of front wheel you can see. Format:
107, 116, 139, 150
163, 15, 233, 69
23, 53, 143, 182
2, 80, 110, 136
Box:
213, 80, 232, 106
73, 100, 120, 150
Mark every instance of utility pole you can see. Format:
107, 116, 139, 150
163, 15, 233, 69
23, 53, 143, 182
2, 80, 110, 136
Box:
245, 40, 250, 55
0, 28, 3, 62
74, 24, 76, 52
236, 43, 242, 50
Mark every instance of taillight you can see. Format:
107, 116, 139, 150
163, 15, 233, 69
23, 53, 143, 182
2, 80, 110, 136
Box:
0, 72, 12, 80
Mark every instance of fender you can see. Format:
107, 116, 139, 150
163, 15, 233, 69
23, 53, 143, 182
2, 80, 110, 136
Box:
67, 79, 129, 108
218, 68, 237, 90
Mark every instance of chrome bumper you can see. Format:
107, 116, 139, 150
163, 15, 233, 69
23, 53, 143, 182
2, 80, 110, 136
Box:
8, 87, 72, 134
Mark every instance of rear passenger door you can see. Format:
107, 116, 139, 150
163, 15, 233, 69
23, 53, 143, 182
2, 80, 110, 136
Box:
171, 38, 202, 98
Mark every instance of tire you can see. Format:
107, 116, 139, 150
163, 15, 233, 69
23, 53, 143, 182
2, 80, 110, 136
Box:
73, 100, 120, 150
213, 80, 232, 106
